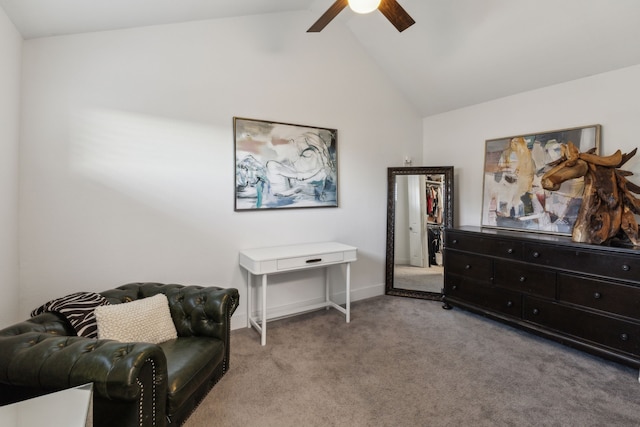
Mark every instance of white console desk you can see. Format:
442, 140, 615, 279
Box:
239, 242, 357, 345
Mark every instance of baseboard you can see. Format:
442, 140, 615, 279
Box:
230, 281, 385, 330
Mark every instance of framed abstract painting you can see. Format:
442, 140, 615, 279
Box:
481, 124, 601, 235
234, 117, 338, 211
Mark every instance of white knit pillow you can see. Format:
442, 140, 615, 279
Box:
94, 293, 178, 344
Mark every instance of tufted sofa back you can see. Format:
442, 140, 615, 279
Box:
100, 282, 239, 342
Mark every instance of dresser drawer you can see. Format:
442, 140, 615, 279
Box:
523, 296, 640, 356
493, 260, 556, 298
445, 231, 522, 259
445, 251, 492, 282
557, 273, 640, 320
523, 243, 638, 282
445, 231, 482, 252
445, 275, 521, 318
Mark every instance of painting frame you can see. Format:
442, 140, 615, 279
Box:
481, 124, 601, 235
234, 117, 338, 211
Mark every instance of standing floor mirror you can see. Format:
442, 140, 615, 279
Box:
385, 166, 454, 300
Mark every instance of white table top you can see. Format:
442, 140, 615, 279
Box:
239, 242, 357, 261
0, 383, 92, 427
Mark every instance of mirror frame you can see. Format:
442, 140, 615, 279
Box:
385, 166, 454, 300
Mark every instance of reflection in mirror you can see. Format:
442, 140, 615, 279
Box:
385, 167, 454, 300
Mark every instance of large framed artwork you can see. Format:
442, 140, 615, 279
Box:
234, 117, 338, 211
481, 124, 601, 235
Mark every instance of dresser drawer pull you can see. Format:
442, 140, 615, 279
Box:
620, 333, 629, 341
465, 264, 471, 270
532, 252, 540, 258
532, 308, 540, 315
452, 239, 458, 244
507, 248, 514, 254
519, 276, 526, 282
593, 292, 602, 299
622, 264, 630, 272
305, 258, 323, 264
506, 301, 513, 307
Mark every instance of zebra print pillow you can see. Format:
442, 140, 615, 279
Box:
31, 291, 110, 338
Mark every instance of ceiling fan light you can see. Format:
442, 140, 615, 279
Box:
348, 0, 381, 14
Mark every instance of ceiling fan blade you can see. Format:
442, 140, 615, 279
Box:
307, 0, 349, 32
378, 0, 416, 32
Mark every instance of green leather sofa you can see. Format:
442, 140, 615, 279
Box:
0, 282, 239, 427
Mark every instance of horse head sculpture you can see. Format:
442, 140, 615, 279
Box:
541, 142, 640, 245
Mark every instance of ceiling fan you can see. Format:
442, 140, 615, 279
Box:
308, 0, 415, 33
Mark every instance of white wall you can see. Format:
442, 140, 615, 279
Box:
423, 64, 640, 228
18, 11, 422, 327
0, 8, 21, 328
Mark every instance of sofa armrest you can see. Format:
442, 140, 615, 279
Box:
0, 332, 167, 403
0, 312, 76, 337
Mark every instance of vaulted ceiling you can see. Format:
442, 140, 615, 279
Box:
2, 0, 640, 117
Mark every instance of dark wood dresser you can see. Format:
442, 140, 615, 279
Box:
443, 226, 640, 367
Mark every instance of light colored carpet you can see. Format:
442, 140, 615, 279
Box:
184, 296, 640, 427
393, 264, 443, 293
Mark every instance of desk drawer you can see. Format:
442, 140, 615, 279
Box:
277, 251, 344, 270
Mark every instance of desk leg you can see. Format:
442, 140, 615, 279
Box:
261, 274, 267, 346
325, 267, 330, 309
346, 262, 351, 323
247, 271, 252, 329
